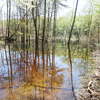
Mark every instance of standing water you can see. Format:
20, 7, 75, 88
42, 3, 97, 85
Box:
0, 41, 90, 100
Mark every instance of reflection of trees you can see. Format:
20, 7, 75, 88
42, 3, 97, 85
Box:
0, 43, 64, 100
5, 59, 64, 100
0, 25, 67, 100
17, 53, 64, 88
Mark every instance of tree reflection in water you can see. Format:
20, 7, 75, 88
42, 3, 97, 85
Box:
0, 41, 88, 100
0, 43, 65, 100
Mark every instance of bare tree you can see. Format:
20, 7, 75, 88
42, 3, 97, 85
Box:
67, 0, 79, 100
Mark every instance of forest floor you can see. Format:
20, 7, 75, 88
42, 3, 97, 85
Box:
79, 48, 100, 100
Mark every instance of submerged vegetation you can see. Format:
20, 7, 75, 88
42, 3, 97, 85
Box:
0, 0, 100, 100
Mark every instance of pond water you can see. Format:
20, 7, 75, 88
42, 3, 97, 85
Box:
0, 41, 90, 100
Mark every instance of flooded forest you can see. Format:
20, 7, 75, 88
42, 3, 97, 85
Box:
0, 0, 100, 100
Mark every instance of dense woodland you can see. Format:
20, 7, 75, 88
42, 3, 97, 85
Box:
0, 0, 100, 100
